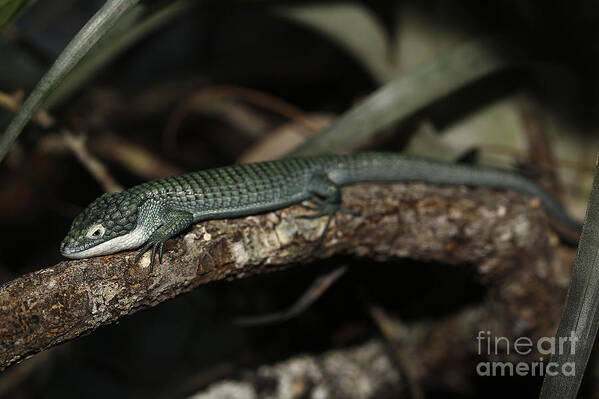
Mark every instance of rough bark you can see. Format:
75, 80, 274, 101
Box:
0, 182, 572, 375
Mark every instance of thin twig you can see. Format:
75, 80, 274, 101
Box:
62, 131, 123, 193
0, 90, 55, 128
369, 304, 424, 399
238, 114, 335, 163
234, 265, 347, 326
163, 85, 322, 154
91, 133, 182, 179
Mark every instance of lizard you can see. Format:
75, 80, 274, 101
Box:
60, 152, 581, 269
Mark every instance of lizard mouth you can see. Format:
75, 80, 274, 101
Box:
60, 239, 92, 258
60, 238, 111, 259
60, 225, 151, 259
60, 235, 109, 258
59, 240, 68, 255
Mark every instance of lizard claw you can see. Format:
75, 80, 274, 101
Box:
158, 242, 164, 264
340, 207, 360, 216
135, 240, 165, 273
135, 242, 152, 264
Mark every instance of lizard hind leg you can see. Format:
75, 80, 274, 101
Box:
134, 209, 193, 272
298, 173, 359, 247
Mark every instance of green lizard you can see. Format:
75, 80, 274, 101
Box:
61, 152, 581, 268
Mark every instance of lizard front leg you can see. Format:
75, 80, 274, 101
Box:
135, 209, 193, 271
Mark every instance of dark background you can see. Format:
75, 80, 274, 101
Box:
1, 1, 598, 397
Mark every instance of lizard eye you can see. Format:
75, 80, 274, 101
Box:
86, 224, 105, 239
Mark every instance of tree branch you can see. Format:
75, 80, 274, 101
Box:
183, 340, 404, 399
0, 183, 568, 371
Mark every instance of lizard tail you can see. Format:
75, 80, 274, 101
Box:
327, 152, 582, 236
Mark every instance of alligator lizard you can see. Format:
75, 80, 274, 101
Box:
60, 152, 581, 269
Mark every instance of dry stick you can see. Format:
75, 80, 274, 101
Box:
539, 160, 599, 398
0, 0, 140, 163
233, 265, 348, 326
369, 304, 424, 399
62, 132, 123, 193
169, 85, 321, 133
0, 91, 55, 128
163, 85, 321, 154
91, 133, 183, 180
519, 98, 563, 199
477, 144, 596, 175
0, 183, 564, 370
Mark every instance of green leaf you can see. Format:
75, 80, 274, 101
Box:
46, 0, 192, 108
0, 0, 141, 163
0, 0, 23, 29
0, 0, 35, 29
289, 39, 518, 156
539, 163, 599, 398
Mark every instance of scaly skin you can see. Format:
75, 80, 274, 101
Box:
61, 152, 581, 269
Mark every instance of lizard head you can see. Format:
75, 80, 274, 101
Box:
60, 192, 143, 259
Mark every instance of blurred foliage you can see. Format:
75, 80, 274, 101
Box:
46, 0, 193, 108
279, 3, 395, 84
0, 0, 142, 162
0, 0, 34, 29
